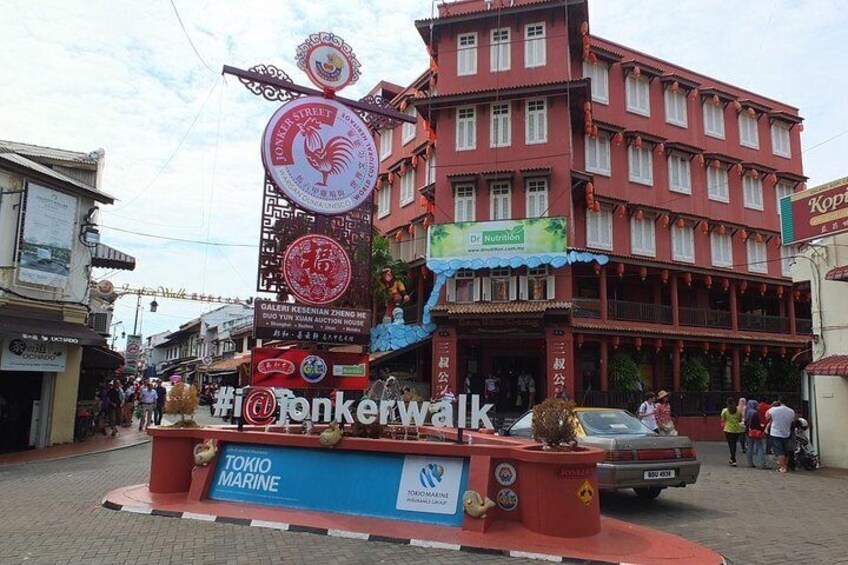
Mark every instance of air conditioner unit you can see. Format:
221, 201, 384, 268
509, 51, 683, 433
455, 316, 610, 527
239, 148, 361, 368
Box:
89, 312, 111, 335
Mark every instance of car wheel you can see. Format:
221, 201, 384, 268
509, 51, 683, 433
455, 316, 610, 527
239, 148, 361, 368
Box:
633, 487, 663, 499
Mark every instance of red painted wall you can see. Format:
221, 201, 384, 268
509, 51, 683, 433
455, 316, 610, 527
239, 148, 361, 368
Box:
676, 416, 725, 442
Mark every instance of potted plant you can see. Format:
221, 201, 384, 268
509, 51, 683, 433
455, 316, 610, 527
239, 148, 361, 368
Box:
164, 382, 200, 428
530, 397, 578, 451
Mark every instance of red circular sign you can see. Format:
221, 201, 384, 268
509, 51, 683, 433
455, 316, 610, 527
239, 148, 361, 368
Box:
282, 234, 352, 305
243, 387, 278, 426
296, 33, 361, 93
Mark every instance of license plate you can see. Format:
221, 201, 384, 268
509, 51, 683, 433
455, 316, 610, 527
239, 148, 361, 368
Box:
644, 469, 675, 480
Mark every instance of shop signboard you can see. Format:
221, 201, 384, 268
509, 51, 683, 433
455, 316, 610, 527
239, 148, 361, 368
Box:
427, 217, 568, 262
780, 177, 848, 244
208, 443, 468, 526
250, 347, 368, 390
1, 338, 67, 372
125, 335, 142, 368
17, 182, 77, 288
253, 299, 370, 345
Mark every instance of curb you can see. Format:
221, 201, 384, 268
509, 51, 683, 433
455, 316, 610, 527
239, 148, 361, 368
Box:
0, 438, 151, 468
100, 500, 622, 564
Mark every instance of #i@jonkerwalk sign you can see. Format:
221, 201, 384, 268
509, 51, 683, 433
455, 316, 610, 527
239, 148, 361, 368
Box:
427, 217, 568, 262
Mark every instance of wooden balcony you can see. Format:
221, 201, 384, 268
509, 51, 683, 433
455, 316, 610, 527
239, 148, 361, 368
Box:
679, 306, 732, 329
607, 299, 672, 324
738, 313, 790, 333
797, 318, 813, 334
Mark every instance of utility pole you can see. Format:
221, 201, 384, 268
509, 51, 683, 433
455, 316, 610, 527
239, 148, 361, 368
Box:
132, 291, 141, 336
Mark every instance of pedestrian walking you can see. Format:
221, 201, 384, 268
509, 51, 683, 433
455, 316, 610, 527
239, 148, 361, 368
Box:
638, 391, 658, 433
138, 381, 158, 431
105, 380, 122, 437
154, 379, 167, 426
517, 371, 535, 410
766, 397, 796, 474
720, 397, 744, 466
654, 390, 677, 436
737, 397, 748, 454
484, 373, 499, 406
744, 399, 768, 469
122, 380, 136, 427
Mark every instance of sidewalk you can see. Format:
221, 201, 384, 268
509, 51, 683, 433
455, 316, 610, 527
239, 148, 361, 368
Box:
0, 426, 151, 467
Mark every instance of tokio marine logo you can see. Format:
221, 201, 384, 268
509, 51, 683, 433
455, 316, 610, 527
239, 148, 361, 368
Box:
418, 463, 445, 489
262, 96, 378, 215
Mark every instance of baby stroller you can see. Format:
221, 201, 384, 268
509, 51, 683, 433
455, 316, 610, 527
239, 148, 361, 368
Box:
793, 418, 821, 471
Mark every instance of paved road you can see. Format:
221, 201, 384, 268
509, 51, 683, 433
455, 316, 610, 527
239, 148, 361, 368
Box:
0, 434, 846, 564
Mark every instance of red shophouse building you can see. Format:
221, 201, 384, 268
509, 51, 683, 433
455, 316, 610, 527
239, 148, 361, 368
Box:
372, 0, 812, 435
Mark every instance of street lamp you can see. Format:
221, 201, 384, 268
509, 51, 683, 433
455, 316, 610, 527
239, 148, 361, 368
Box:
150, 300, 159, 313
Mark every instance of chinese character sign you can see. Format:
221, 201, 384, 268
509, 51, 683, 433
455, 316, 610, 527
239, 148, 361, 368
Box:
546, 330, 572, 400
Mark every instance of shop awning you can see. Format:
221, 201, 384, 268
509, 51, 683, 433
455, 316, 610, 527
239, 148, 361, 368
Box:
0, 308, 106, 346
91, 243, 136, 271
82, 345, 124, 370
825, 266, 848, 282
804, 355, 848, 376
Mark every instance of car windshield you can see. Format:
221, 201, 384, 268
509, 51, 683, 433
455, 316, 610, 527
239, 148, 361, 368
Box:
577, 410, 653, 435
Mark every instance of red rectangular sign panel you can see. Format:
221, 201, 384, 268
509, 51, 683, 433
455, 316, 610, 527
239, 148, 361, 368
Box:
781, 177, 848, 244
250, 347, 368, 390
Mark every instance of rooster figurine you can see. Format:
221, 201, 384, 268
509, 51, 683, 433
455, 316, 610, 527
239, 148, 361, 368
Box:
297, 117, 354, 186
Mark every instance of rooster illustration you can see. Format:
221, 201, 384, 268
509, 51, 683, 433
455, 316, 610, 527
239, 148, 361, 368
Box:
297, 117, 354, 186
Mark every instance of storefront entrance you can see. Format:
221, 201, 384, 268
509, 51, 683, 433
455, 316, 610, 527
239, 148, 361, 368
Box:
0, 371, 42, 453
491, 354, 541, 414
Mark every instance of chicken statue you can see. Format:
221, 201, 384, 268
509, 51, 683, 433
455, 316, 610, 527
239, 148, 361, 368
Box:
193, 440, 217, 467
296, 117, 354, 187
462, 490, 496, 519
319, 421, 344, 448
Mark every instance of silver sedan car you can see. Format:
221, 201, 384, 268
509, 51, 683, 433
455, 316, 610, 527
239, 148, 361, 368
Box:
503, 407, 701, 499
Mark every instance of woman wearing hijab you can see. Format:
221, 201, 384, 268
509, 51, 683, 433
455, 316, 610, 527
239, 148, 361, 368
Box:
745, 398, 768, 469
720, 397, 745, 466
737, 397, 748, 454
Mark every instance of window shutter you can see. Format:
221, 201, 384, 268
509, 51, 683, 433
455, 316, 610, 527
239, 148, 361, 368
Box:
509, 276, 518, 301
472, 277, 481, 301
481, 277, 491, 301
519, 275, 528, 300
539, 107, 547, 140
446, 278, 456, 302
546, 274, 556, 299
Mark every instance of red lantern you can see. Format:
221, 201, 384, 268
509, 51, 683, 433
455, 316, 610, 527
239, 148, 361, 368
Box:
419, 195, 428, 208
376, 176, 385, 190
676, 218, 685, 229
734, 163, 744, 176
755, 233, 764, 243
759, 283, 768, 296
612, 336, 620, 349
772, 237, 782, 249
793, 289, 801, 301
585, 193, 595, 208
411, 154, 420, 169
395, 230, 403, 242
701, 221, 710, 235
634, 135, 643, 149
722, 278, 730, 292
593, 262, 602, 275
655, 338, 663, 352
388, 171, 395, 184
586, 181, 594, 195
632, 66, 641, 78
425, 143, 434, 158
744, 344, 752, 357
776, 286, 784, 298
717, 224, 726, 236
740, 280, 748, 293
577, 334, 585, 348
697, 153, 705, 167
635, 209, 644, 221
719, 342, 727, 353
661, 269, 669, 284
617, 205, 627, 219
711, 159, 722, 169
676, 339, 684, 352
613, 132, 624, 146
747, 107, 756, 118
591, 124, 599, 138
684, 272, 692, 287
656, 142, 665, 155
617, 262, 625, 278
705, 275, 713, 288
593, 201, 601, 213
583, 101, 592, 113
640, 266, 647, 281
661, 214, 670, 228
702, 342, 710, 353
761, 345, 769, 356
635, 337, 643, 350
780, 346, 787, 357
750, 169, 760, 180
767, 173, 777, 185
580, 21, 589, 35
400, 161, 409, 175
408, 224, 415, 236
422, 215, 432, 228
671, 81, 680, 93
733, 100, 742, 112
712, 94, 720, 106
739, 229, 748, 241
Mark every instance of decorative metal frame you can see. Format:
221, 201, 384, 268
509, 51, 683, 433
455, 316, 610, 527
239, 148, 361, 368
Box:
237, 65, 303, 103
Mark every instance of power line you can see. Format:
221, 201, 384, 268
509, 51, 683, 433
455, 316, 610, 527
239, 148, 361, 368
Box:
101, 224, 256, 247
169, 0, 215, 74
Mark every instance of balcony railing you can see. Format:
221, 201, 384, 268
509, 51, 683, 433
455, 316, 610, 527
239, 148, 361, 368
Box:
738, 313, 790, 333
797, 318, 813, 334
572, 298, 601, 319
579, 390, 802, 417
607, 299, 672, 324
679, 306, 732, 329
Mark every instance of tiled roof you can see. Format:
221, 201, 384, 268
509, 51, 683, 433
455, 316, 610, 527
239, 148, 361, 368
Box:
804, 355, 848, 376
0, 139, 100, 164
825, 266, 848, 282
0, 153, 115, 204
207, 354, 250, 373
571, 319, 810, 345
430, 301, 570, 316
416, 79, 588, 108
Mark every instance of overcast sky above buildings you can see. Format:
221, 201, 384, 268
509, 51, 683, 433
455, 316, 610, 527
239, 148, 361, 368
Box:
1, 0, 846, 347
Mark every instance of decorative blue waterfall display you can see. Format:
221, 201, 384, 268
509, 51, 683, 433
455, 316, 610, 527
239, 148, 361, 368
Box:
370, 250, 610, 353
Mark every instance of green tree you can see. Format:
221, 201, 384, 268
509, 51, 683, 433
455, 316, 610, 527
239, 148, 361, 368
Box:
681, 355, 710, 392
767, 357, 802, 391
609, 352, 643, 391
741, 359, 768, 393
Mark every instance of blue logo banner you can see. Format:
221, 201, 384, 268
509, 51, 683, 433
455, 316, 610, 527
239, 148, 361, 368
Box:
208, 443, 469, 526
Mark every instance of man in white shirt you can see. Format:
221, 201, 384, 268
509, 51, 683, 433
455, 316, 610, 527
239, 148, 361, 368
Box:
138, 381, 159, 431
517, 371, 535, 410
638, 391, 658, 433
767, 397, 796, 474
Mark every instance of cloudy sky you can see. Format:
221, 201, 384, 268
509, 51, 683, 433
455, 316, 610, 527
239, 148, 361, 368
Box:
2, 0, 846, 347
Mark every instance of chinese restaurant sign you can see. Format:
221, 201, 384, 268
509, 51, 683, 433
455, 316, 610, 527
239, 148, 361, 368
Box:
780, 177, 848, 244
253, 299, 371, 345
427, 218, 568, 262
250, 347, 368, 390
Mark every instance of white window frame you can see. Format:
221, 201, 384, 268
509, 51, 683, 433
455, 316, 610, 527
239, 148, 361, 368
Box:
630, 216, 656, 257
522, 265, 555, 301
775, 181, 793, 219
402, 107, 416, 144
424, 152, 436, 186
448, 269, 480, 303
525, 178, 549, 218
490, 181, 512, 220
746, 239, 768, 274
379, 129, 392, 161
664, 89, 688, 127
524, 23, 546, 68
628, 145, 653, 186
771, 123, 791, 158
490, 27, 510, 72
400, 169, 414, 207
377, 183, 391, 219
488, 268, 516, 302
585, 133, 611, 176
743, 175, 764, 211
490, 103, 511, 148
626, 75, 650, 116
583, 60, 609, 104
739, 113, 760, 149
586, 206, 613, 251
457, 32, 478, 76
668, 154, 691, 194
671, 224, 695, 263
456, 106, 476, 151
525, 98, 547, 144
703, 102, 725, 139
710, 232, 733, 268
780, 244, 794, 277
707, 166, 729, 203
454, 184, 476, 222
